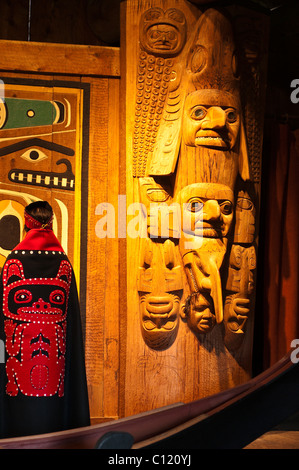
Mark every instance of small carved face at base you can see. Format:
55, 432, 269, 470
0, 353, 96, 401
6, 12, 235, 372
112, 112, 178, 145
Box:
183, 89, 240, 150
140, 292, 180, 350
137, 236, 183, 350
179, 183, 234, 239
182, 293, 216, 335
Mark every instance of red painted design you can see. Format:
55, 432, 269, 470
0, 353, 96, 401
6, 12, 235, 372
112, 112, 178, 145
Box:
2, 258, 71, 397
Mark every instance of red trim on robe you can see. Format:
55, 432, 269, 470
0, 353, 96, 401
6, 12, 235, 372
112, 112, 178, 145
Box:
13, 229, 64, 252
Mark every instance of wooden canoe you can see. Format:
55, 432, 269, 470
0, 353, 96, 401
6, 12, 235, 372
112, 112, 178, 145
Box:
0, 350, 297, 449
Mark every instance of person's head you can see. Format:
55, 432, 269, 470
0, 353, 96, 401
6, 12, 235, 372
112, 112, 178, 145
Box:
24, 201, 53, 232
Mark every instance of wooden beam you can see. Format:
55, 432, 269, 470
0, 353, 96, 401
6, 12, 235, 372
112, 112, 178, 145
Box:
0, 40, 120, 77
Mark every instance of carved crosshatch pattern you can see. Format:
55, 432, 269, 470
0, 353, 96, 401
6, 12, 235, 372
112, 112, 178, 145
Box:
133, 7, 187, 177
123, 0, 268, 416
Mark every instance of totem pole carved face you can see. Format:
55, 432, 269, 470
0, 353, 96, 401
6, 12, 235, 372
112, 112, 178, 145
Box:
133, 6, 259, 351
226, 245, 256, 295
138, 236, 183, 350
139, 291, 182, 349
179, 183, 234, 239
182, 89, 240, 151
140, 8, 186, 56
224, 245, 257, 350
234, 191, 256, 244
177, 183, 234, 332
139, 177, 179, 239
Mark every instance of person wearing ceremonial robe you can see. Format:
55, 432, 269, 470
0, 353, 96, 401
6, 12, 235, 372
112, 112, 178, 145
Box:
0, 201, 90, 438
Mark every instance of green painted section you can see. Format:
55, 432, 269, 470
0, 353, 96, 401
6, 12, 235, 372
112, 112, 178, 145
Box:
2, 98, 58, 129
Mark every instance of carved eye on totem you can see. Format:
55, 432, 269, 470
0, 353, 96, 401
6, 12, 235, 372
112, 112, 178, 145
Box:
225, 108, 238, 123
20, 148, 48, 163
219, 200, 233, 215
190, 106, 207, 120
190, 106, 238, 123
49, 290, 65, 304
236, 197, 253, 211
148, 27, 177, 42
185, 198, 204, 213
14, 290, 32, 303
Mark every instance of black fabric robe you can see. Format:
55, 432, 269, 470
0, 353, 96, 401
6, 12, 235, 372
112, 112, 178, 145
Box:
0, 229, 90, 438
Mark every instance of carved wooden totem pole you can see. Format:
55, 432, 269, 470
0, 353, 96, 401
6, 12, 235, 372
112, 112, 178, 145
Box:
123, 0, 268, 416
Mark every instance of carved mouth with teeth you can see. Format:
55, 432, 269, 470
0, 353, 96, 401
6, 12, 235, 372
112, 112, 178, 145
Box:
8, 158, 75, 191
195, 131, 229, 149
144, 296, 177, 330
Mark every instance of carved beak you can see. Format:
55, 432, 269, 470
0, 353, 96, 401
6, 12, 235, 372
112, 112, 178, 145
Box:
182, 250, 224, 324
208, 259, 223, 324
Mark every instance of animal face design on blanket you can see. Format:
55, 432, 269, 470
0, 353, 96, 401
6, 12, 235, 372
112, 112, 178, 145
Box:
2, 258, 72, 397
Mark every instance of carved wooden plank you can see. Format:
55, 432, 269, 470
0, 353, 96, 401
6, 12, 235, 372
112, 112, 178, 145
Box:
0, 40, 120, 77
83, 77, 108, 421
82, 76, 120, 422
122, 0, 268, 417
103, 77, 120, 419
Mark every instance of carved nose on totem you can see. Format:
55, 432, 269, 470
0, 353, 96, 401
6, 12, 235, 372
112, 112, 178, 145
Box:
203, 200, 221, 220
32, 298, 51, 311
203, 107, 226, 129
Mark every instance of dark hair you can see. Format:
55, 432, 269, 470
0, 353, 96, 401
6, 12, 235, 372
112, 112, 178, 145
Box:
24, 201, 53, 232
